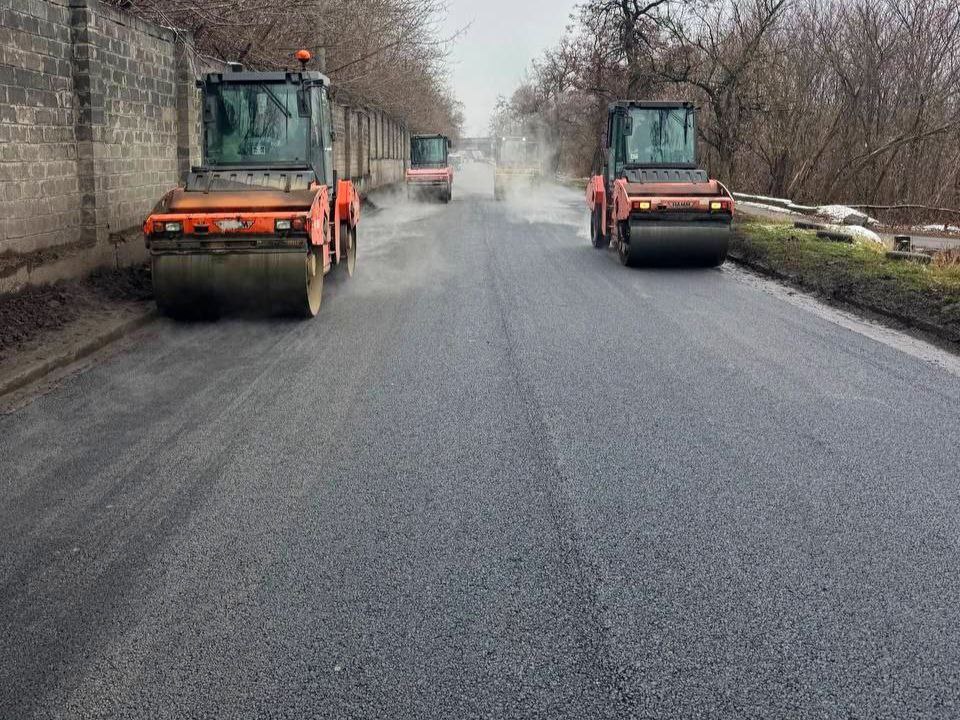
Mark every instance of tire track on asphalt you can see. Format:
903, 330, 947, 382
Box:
479, 203, 642, 719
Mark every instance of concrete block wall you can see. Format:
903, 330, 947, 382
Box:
0, 0, 191, 286
0, 0, 80, 256
368, 107, 408, 187
0, 0, 409, 292
69, 0, 184, 251
333, 102, 408, 193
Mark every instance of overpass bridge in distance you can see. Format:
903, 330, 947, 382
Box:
455, 137, 494, 157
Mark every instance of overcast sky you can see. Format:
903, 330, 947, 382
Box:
443, 0, 579, 137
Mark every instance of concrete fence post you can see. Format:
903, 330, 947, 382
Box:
175, 38, 199, 178
68, 0, 106, 248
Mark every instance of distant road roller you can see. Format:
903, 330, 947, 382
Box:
494, 137, 543, 201
143, 51, 359, 318
586, 101, 733, 267
405, 134, 453, 202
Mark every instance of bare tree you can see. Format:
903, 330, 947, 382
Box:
497, 0, 960, 220
654, 0, 792, 179
106, 0, 465, 135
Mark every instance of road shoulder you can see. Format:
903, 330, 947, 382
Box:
0, 267, 155, 408
729, 217, 960, 354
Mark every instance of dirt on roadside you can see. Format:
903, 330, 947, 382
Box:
0, 265, 152, 361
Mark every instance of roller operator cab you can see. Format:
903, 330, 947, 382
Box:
494, 137, 543, 201
144, 53, 360, 319
406, 134, 453, 203
585, 101, 733, 267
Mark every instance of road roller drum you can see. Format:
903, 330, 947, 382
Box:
619, 221, 730, 268
152, 249, 323, 318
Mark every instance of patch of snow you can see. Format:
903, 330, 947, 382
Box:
816, 205, 854, 222
919, 224, 960, 234
816, 204, 879, 226
829, 224, 884, 245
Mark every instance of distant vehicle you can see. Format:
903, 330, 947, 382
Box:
585, 101, 733, 267
406, 134, 453, 203
143, 50, 359, 319
494, 137, 543, 201
449, 152, 464, 170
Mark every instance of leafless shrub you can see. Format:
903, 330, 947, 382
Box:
932, 249, 960, 268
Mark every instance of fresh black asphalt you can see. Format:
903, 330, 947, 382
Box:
2, 163, 959, 718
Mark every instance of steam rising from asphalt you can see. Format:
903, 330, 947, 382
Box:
482, 133, 590, 240
454, 160, 589, 240
498, 181, 590, 241
353, 178, 453, 297
360, 184, 445, 259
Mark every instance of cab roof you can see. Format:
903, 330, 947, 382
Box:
202, 70, 331, 86
610, 100, 694, 110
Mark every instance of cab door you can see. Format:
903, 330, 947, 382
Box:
310, 85, 335, 188
604, 109, 628, 200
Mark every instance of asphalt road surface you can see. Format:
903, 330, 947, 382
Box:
2, 163, 960, 719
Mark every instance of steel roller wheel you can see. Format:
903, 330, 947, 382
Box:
591, 208, 609, 249
615, 221, 632, 266
345, 224, 357, 277
151, 248, 323, 319
337, 223, 357, 277
618, 238, 633, 266
302, 248, 323, 317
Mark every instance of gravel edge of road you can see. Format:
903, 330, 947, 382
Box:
726, 241, 960, 355
0, 308, 156, 399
